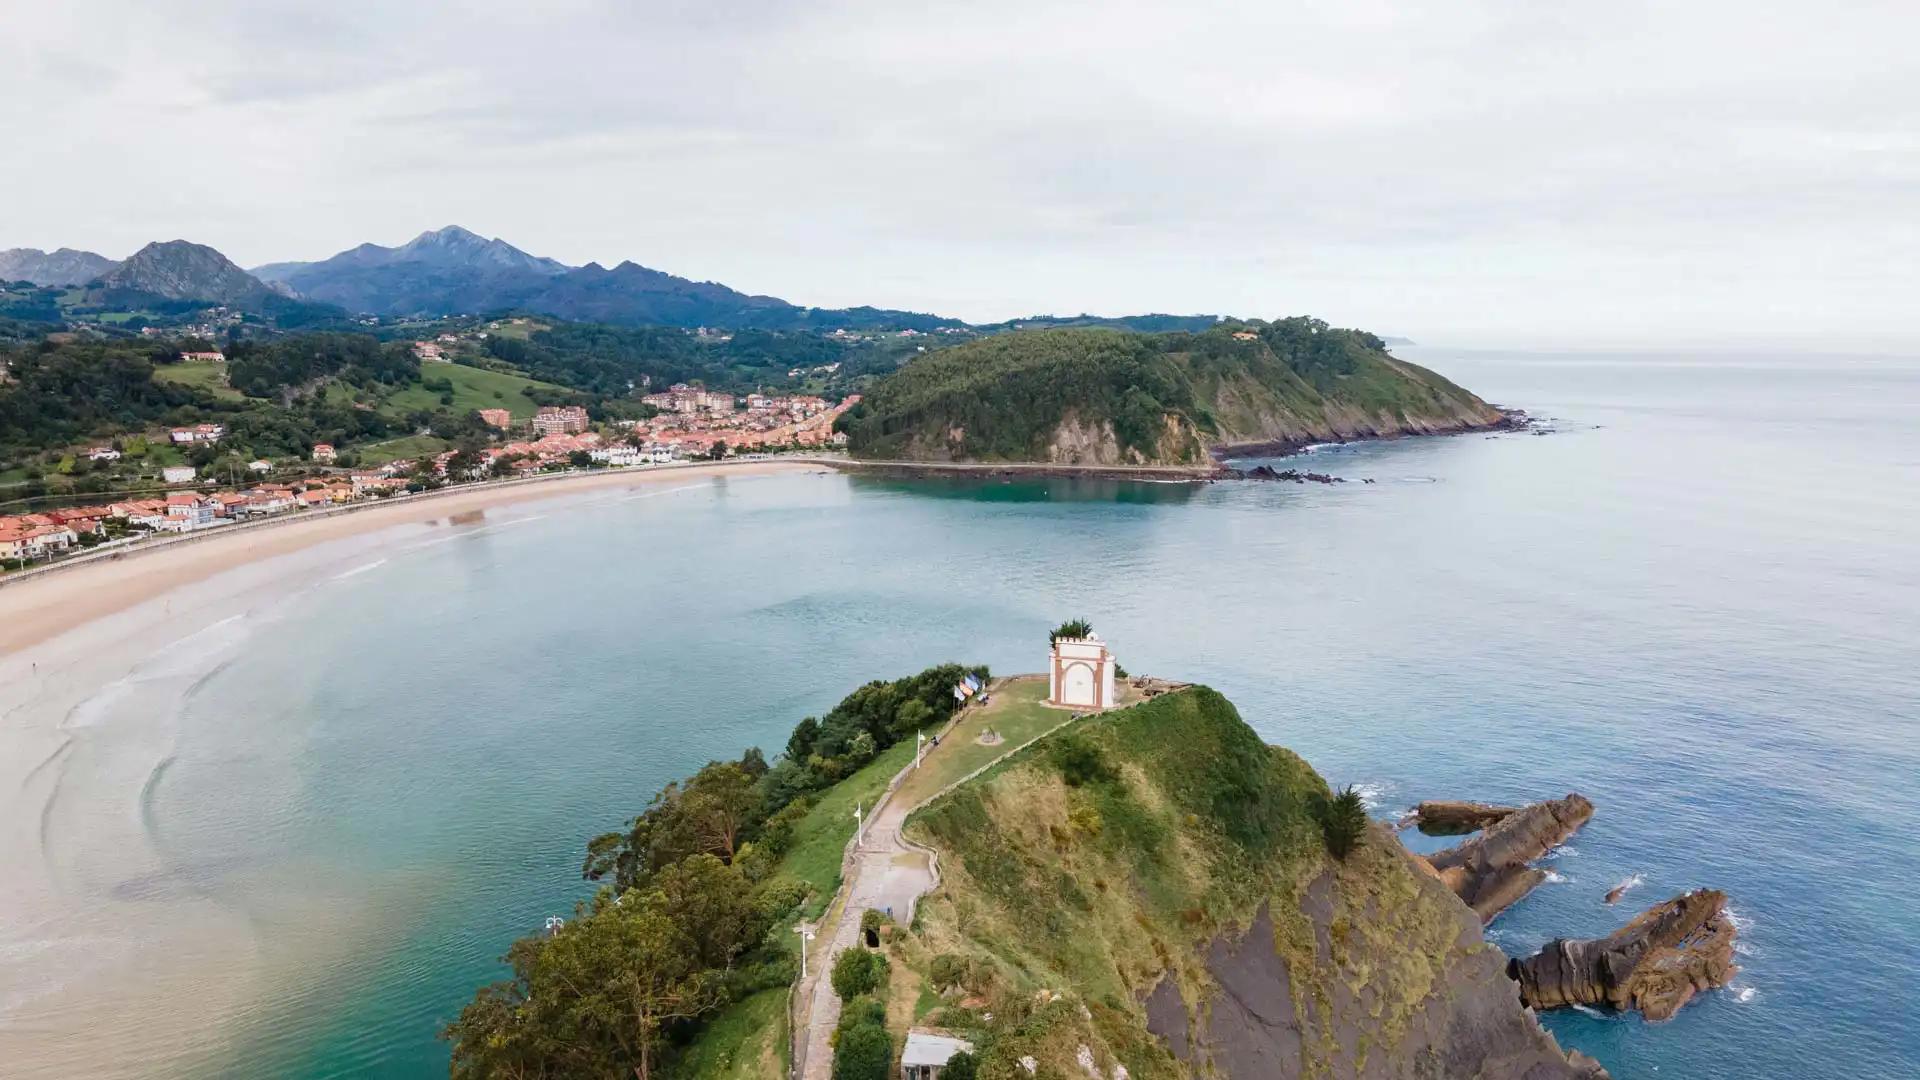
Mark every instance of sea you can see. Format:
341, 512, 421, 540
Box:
8, 346, 1919, 1079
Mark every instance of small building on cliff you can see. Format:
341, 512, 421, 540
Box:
1048, 632, 1117, 710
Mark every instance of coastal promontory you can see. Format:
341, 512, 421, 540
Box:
835, 319, 1505, 466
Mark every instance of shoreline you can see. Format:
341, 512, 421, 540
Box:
1207, 409, 1527, 461
0, 458, 822, 657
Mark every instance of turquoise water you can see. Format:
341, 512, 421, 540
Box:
144, 349, 1919, 1078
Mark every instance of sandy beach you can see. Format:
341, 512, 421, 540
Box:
0, 457, 819, 1078
0, 458, 823, 656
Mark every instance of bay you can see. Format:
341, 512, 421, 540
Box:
73, 348, 1920, 1078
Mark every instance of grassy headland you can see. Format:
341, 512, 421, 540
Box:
836, 318, 1503, 466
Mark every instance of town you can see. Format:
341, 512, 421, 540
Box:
0, 388, 856, 571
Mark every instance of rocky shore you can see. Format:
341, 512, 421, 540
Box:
1509, 889, 1739, 1021
1407, 792, 1739, 1027
1422, 793, 1594, 922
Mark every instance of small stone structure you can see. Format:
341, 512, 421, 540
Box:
1048, 633, 1117, 710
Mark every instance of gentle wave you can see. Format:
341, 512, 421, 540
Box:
331, 558, 389, 581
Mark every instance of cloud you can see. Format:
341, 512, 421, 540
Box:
2, 0, 1916, 344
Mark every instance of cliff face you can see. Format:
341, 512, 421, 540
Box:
901, 688, 1602, 1079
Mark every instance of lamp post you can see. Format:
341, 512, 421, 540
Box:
853, 801, 864, 849
795, 926, 816, 979
916, 730, 925, 769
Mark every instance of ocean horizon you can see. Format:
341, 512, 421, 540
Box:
4, 345, 1916, 1079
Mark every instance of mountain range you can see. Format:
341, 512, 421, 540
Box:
4, 226, 968, 330
0, 247, 120, 287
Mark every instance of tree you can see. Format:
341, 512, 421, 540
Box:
1319, 785, 1370, 860
568, 448, 594, 469
1050, 618, 1093, 644
942, 1051, 979, 1080
830, 946, 886, 1001
444, 890, 720, 1080
682, 762, 759, 862
651, 854, 760, 970
831, 1019, 891, 1080
706, 440, 727, 460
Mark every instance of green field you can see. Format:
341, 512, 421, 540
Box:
381, 362, 564, 418
352, 433, 451, 466
153, 361, 247, 402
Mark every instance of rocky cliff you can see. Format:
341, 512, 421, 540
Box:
899, 688, 1605, 1079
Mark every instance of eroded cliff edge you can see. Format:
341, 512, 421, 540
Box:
900, 687, 1605, 1079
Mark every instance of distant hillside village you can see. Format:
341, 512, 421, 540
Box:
0, 385, 854, 573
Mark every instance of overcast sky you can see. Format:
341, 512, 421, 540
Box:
3, 1, 1915, 346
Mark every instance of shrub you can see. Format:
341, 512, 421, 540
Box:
1319, 785, 1369, 860
942, 1050, 979, 1080
831, 1017, 891, 1080
831, 946, 887, 1001
1050, 735, 1115, 787
859, 908, 888, 936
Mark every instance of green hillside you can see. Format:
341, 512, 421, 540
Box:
328, 362, 567, 420
837, 318, 1503, 465
893, 687, 1595, 1078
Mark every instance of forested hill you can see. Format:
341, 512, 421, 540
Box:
834, 318, 1503, 465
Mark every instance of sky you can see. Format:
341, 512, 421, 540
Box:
3, 1, 1916, 347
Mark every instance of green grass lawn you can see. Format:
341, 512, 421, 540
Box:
483, 318, 547, 341
353, 433, 451, 466
890, 677, 1070, 809
153, 361, 247, 402
382, 362, 565, 419
671, 987, 789, 1080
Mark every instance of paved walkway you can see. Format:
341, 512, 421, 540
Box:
791, 748, 941, 1079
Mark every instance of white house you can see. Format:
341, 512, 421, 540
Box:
162, 465, 197, 484
1048, 632, 1118, 710
248, 459, 273, 474
87, 446, 121, 461
900, 1031, 973, 1080
589, 445, 646, 467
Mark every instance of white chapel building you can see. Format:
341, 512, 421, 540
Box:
1047, 632, 1118, 710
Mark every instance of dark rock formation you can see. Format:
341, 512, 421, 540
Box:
1225, 464, 1346, 484
1145, 880, 1610, 1079
1508, 889, 1737, 1022
1405, 800, 1520, 836
1424, 794, 1593, 922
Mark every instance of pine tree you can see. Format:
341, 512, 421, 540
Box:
1320, 785, 1370, 860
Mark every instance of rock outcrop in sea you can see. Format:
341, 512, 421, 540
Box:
1422, 793, 1594, 922
1404, 799, 1520, 835
1508, 889, 1738, 1021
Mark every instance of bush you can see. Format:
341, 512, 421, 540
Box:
929, 952, 974, 992
831, 1018, 891, 1080
859, 908, 888, 936
1050, 735, 1115, 787
1319, 785, 1369, 860
942, 1051, 979, 1080
830, 946, 887, 1001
